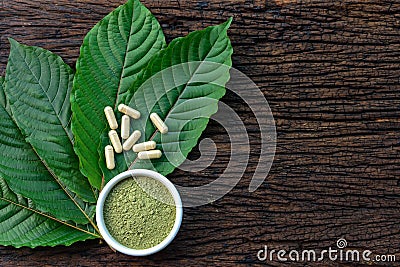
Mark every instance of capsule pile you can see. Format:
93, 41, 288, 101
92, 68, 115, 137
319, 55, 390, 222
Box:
104, 105, 168, 170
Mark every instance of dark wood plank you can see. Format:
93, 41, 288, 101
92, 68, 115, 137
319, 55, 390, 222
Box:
1, 0, 400, 266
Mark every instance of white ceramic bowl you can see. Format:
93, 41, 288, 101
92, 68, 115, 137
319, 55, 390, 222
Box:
96, 169, 183, 256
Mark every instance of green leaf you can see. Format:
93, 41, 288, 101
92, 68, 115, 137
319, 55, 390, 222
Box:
5, 39, 96, 204
100, 19, 233, 183
71, 0, 166, 189
0, 65, 95, 224
0, 177, 99, 248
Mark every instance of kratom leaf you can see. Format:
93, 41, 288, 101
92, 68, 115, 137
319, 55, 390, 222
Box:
0, 67, 96, 225
0, 177, 99, 248
100, 19, 233, 183
71, 0, 166, 189
5, 39, 96, 204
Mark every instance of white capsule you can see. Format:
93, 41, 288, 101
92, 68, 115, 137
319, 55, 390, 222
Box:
108, 130, 122, 153
121, 115, 130, 139
105, 145, 115, 170
118, 104, 140, 119
150, 113, 168, 134
123, 130, 141, 151
138, 150, 162, 160
132, 141, 156, 153
104, 106, 118, 130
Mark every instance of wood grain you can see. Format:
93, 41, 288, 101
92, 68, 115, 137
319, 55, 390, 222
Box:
1, 0, 400, 266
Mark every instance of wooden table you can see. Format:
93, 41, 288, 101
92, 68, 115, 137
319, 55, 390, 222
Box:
1, 0, 399, 266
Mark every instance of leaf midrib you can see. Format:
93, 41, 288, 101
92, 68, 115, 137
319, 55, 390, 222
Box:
16, 47, 74, 145
0, 196, 101, 238
113, 3, 136, 110
17, 114, 98, 232
128, 30, 227, 169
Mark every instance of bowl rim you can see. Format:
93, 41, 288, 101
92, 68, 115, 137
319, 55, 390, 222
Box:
96, 169, 183, 256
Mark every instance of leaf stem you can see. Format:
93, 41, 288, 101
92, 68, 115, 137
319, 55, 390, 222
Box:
0, 197, 102, 239
30, 144, 101, 235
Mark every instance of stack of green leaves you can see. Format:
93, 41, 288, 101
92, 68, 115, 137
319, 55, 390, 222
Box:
0, 0, 233, 248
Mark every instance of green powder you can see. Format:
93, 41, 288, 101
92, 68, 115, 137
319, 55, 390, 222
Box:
103, 176, 176, 249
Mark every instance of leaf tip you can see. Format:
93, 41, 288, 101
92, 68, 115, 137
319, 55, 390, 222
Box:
7, 37, 19, 48
7, 38, 26, 57
222, 17, 233, 30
